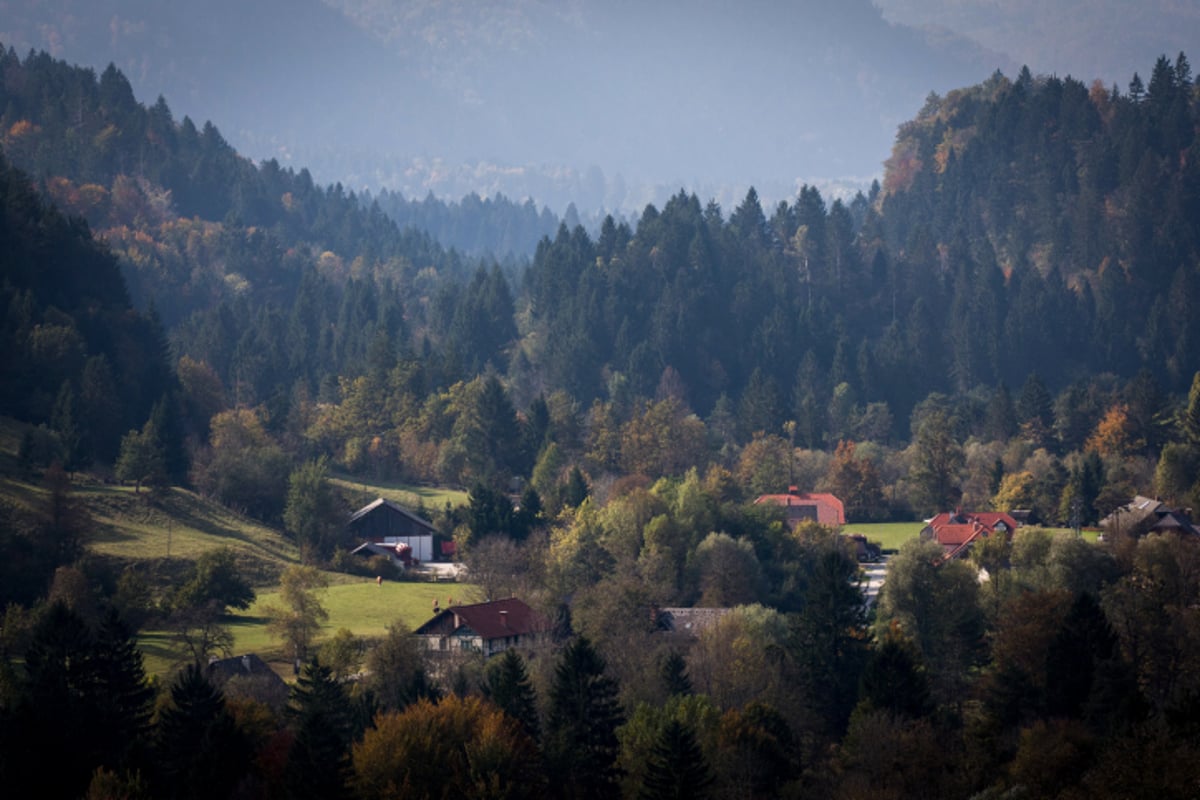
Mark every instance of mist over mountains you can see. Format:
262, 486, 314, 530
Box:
2, 1, 1195, 212
1, 0, 1002, 210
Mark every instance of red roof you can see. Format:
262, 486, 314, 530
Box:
413, 597, 547, 640
926, 510, 1019, 559
927, 511, 1019, 533
934, 522, 985, 546
754, 490, 846, 526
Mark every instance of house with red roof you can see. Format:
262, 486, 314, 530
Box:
922, 510, 1019, 560
754, 487, 845, 527
413, 597, 549, 659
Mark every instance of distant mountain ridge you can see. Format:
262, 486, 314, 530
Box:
875, 0, 1200, 87
1, 0, 1003, 210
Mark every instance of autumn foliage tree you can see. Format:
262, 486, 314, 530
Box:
1085, 403, 1141, 458
352, 696, 543, 800
824, 440, 887, 521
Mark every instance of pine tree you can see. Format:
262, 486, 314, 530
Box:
1017, 372, 1054, 444
562, 466, 590, 508
545, 636, 624, 800
149, 393, 189, 484
638, 720, 714, 800
91, 609, 155, 770
17, 602, 103, 796
286, 659, 353, 800
1044, 593, 1118, 721
793, 548, 868, 737
155, 664, 249, 800
659, 651, 693, 697
80, 354, 123, 463
51, 381, 87, 471
484, 648, 541, 741
859, 626, 933, 719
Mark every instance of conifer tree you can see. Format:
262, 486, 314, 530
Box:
286, 658, 353, 800
638, 719, 714, 800
91, 608, 155, 771
562, 465, 590, 508
80, 354, 123, 463
545, 636, 624, 800
659, 651, 693, 698
484, 648, 541, 741
149, 393, 189, 484
859, 626, 933, 719
51, 381, 87, 471
155, 663, 249, 800
16, 602, 102, 796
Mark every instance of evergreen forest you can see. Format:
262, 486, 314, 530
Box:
3, 43, 1200, 799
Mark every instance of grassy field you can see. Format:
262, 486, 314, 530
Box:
0, 416, 480, 678
844, 521, 925, 551
232, 578, 479, 652
330, 473, 469, 514
82, 483, 300, 586
139, 577, 481, 677
843, 520, 1102, 552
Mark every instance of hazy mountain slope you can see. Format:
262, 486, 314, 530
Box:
0, 0, 1001, 209
874, 0, 1200, 86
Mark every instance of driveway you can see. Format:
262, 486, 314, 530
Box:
861, 555, 890, 607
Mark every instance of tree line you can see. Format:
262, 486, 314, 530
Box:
4, 46, 1200, 531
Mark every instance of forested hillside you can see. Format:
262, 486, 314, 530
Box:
0, 152, 173, 465
3, 46, 1200, 526
5, 42, 1200, 800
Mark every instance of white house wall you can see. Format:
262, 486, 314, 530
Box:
382, 535, 434, 562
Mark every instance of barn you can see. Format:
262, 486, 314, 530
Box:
348, 497, 437, 562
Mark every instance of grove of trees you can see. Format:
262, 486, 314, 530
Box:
2, 42, 1200, 799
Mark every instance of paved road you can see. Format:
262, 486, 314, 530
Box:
861, 556, 890, 607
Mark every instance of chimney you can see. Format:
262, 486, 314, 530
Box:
788, 486, 800, 496
500, 609, 509, 629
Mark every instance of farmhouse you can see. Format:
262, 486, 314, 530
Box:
348, 497, 436, 562
922, 510, 1019, 559
754, 486, 846, 528
1099, 495, 1200, 538
413, 597, 548, 659
206, 653, 288, 708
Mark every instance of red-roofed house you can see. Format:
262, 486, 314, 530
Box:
413, 597, 549, 659
922, 510, 1019, 559
754, 487, 845, 527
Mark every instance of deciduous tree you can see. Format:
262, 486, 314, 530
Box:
352, 696, 543, 800
266, 565, 329, 665
283, 457, 345, 562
